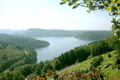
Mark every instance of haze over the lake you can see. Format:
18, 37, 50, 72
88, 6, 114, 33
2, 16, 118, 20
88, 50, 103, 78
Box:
0, 0, 118, 30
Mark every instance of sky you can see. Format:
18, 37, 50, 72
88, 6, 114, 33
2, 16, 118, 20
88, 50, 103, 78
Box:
0, 0, 119, 30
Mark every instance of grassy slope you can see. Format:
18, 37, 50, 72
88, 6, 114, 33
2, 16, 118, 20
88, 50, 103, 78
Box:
33, 50, 120, 80
55, 50, 120, 80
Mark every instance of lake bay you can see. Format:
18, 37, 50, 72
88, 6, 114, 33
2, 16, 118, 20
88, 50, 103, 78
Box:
35, 37, 93, 63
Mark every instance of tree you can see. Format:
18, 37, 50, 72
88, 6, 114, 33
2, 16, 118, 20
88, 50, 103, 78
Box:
64, 52, 71, 65
53, 59, 61, 70
0, 44, 3, 50
15, 44, 23, 50
20, 65, 34, 77
2, 54, 7, 60
43, 64, 53, 73
6, 70, 13, 80
58, 53, 66, 67
68, 50, 77, 64
35, 61, 44, 74
60, 0, 120, 39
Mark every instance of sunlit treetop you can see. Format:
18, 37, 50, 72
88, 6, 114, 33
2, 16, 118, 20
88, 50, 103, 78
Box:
60, 0, 120, 39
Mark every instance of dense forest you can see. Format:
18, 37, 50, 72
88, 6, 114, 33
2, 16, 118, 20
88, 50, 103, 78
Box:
0, 33, 49, 48
0, 41, 37, 77
0, 33, 50, 80
1, 35, 119, 80
75, 31, 113, 40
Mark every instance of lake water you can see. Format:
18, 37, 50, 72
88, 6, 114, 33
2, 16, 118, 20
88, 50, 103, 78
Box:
35, 37, 93, 63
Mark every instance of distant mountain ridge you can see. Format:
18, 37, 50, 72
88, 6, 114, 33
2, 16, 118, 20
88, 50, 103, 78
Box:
12, 28, 113, 40
12, 28, 84, 37
0, 29, 25, 34
0, 28, 113, 40
75, 31, 114, 40
12, 28, 100, 37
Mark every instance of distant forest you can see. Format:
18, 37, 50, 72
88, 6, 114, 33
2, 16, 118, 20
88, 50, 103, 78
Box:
12, 28, 113, 40
76, 31, 113, 40
12, 28, 86, 37
0, 33, 49, 48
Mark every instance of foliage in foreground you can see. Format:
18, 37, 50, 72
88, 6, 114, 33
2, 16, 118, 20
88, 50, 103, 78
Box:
32, 68, 105, 80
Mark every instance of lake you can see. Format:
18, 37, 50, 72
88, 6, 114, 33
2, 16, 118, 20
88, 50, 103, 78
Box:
35, 37, 93, 63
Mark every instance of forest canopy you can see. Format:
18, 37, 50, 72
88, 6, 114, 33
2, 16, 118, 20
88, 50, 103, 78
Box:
76, 31, 113, 40
0, 34, 49, 48
0, 41, 37, 73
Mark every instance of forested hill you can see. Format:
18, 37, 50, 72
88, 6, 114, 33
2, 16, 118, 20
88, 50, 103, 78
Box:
12, 28, 87, 37
12, 28, 113, 40
0, 41, 37, 73
76, 31, 113, 40
33, 35, 120, 80
0, 33, 49, 48
0, 35, 120, 80
41, 35, 120, 72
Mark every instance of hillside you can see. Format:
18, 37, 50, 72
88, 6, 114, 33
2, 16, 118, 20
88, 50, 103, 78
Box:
0, 35, 119, 80
12, 28, 88, 37
0, 33, 49, 48
46, 50, 120, 80
75, 31, 113, 40
62, 50, 120, 79
30, 35, 120, 80
12, 28, 113, 41
0, 41, 37, 73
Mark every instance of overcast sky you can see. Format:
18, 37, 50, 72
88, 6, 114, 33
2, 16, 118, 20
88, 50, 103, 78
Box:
0, 0, 119, 30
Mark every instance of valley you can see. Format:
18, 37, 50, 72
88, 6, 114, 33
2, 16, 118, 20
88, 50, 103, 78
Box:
0, 29, 119, 80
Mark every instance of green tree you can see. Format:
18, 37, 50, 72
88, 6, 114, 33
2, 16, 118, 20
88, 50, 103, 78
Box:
20, 65, 34, 77
0, 73, 7, 80
59, 53, 66, 67
1, 41, 8, 49
53, 59, 61, 70
39, 61, 44, 69
89, 40, 109, 56
2, 54, 7, 60
15, 44, 23, 50
64, 52, 71, 65
0, 44, 3, 50
6, 70, 13, 80
43, 64, 53, 73
35, 61, 44, 74
60, 0, 120, 39
68, 50, 77, 64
